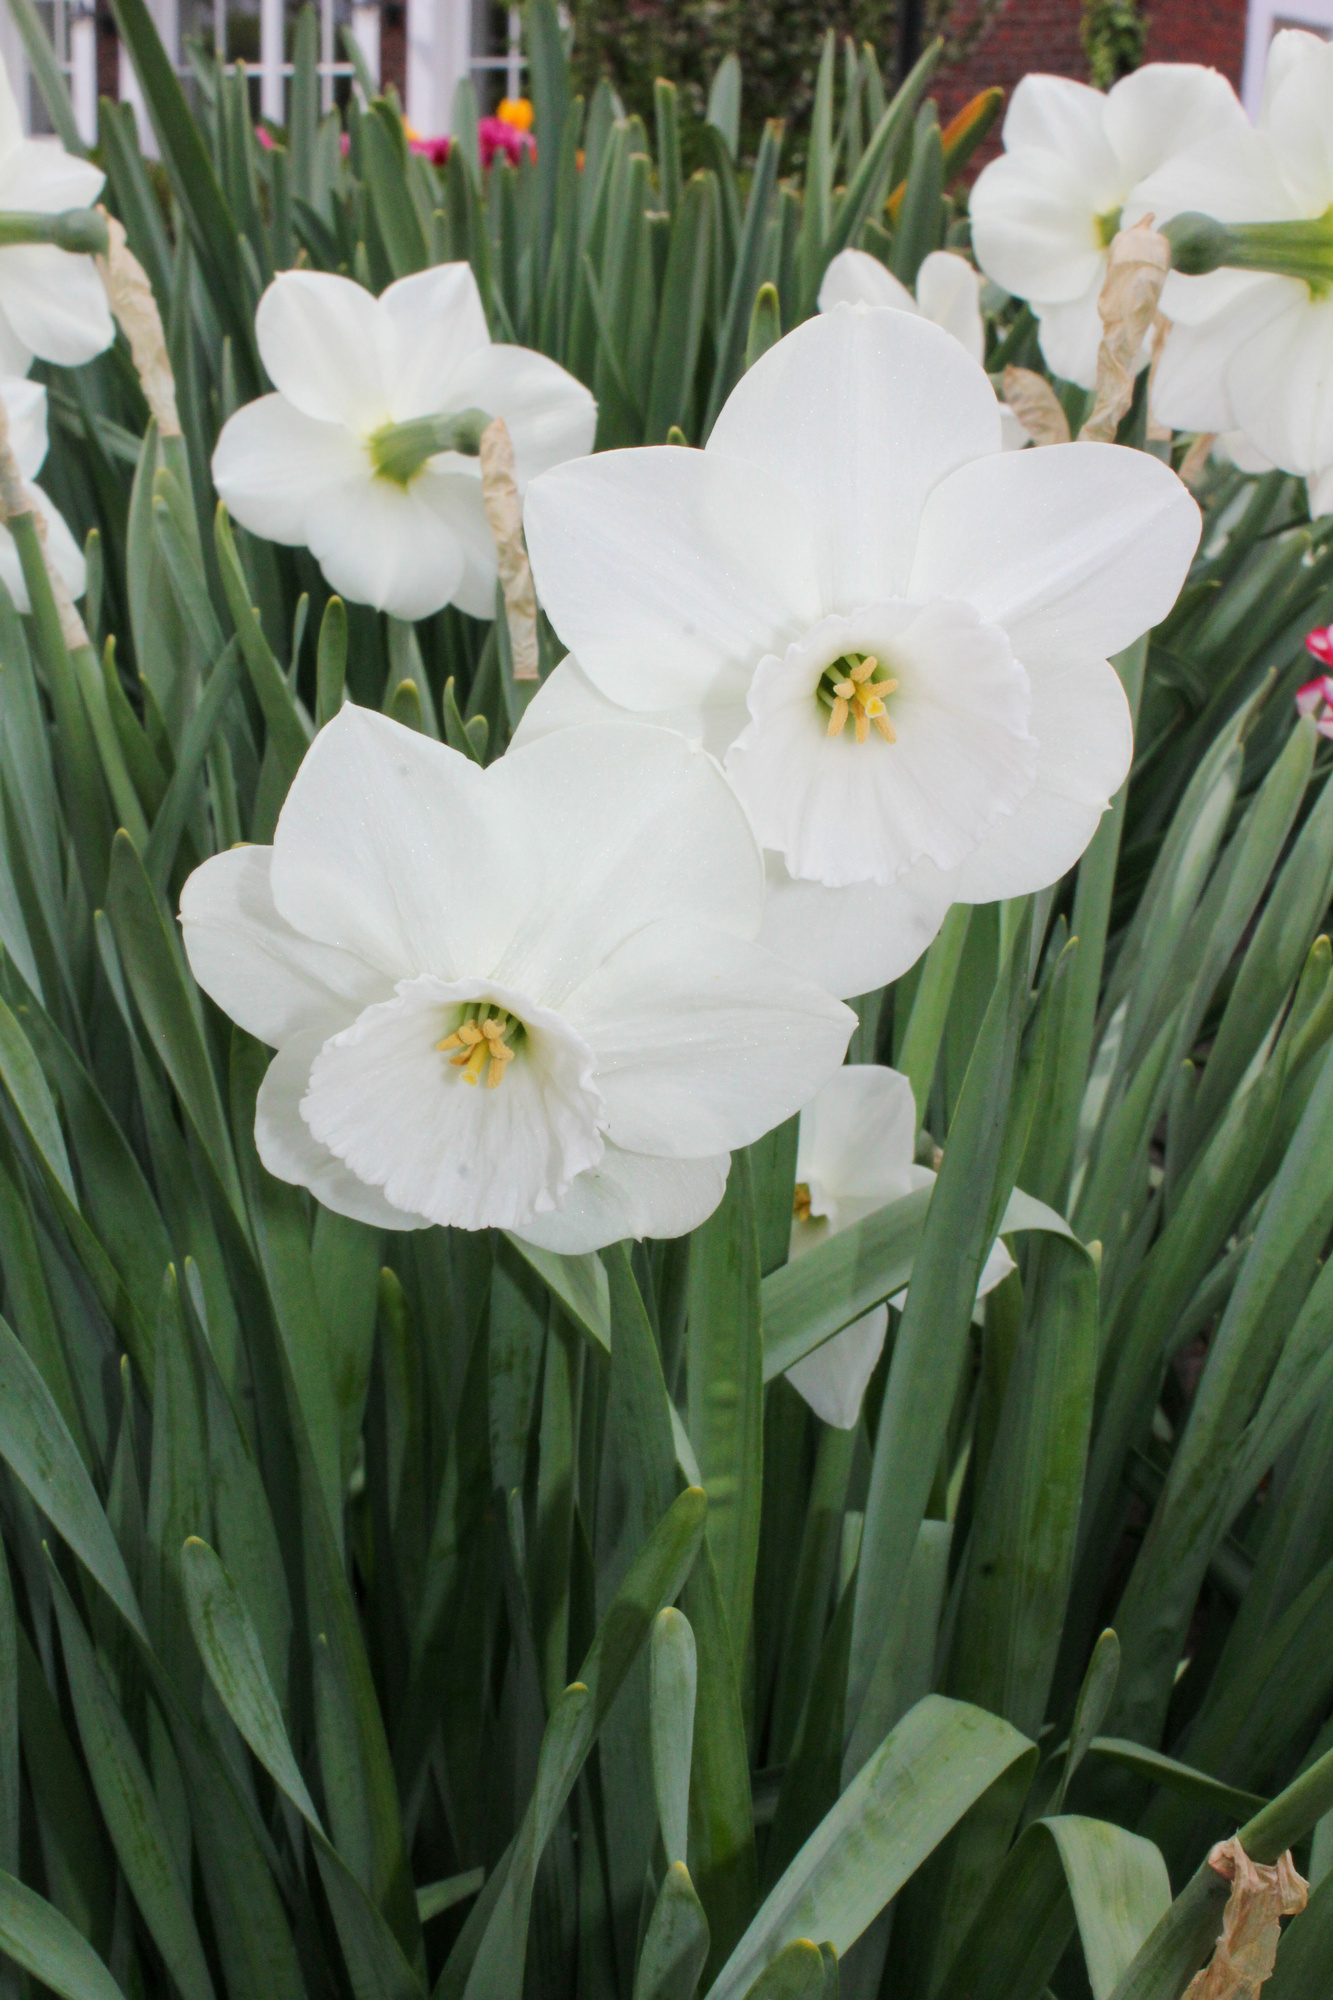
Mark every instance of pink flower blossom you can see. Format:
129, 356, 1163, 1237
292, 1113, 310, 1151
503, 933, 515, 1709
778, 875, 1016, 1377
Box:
1306, 624, 1333, 669
479, 115, 534, 169
409, 134, 451, 165
1297, 671, 1333, 739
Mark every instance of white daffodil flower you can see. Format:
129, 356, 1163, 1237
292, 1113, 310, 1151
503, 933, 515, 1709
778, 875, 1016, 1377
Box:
180, 706, 854, 1253
0, 52, 113, 372
784, 1065, 1014, 1429
1136, 32, 1333, 513
970, 65, 1246, 388
211, 266, 596, 622
0, 377, 86, 611
519, 306, 1200, 1000
818, 247, 1027, 451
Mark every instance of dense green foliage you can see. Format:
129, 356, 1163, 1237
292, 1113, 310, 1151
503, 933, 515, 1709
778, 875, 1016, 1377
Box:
0, 5, 1331, 1999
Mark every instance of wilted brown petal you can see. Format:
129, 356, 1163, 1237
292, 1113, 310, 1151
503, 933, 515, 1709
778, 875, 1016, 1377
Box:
1182, 1838, 1309, 2000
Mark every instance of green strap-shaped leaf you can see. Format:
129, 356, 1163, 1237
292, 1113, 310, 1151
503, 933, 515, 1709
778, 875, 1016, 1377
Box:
105, 831, 246, 1226
740, 1938, 827, 2000
181, 1537, 321, 1827
651, 1609, 698, 1868
946, 1233, 1098, 1741
634, 1863, 711, 2000
505, 1235, 610, 1351
464, 1485, 708, 2000
106, 0, 258, 380
48, 1568, 215, 2000
180, 1534, 425, 1999
0, 1868, 122, 2000
848, 910, 1033, 1734
1085, 1739, 1266, 1821
933, 1815, 1170, 2000
706, 1696, 1031, 2000
688, 1153, 764, 1667
0, 1314, 146, 1640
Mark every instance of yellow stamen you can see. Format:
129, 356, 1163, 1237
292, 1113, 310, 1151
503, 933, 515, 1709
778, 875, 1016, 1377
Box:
874, 713, 897, 743
486, 1042, 516, 1088
827, 695, 849, 737
832, 677, 856, 699
460, 1038, 490, 1084
852, 699, 870, 745
848, 655, 878, 683
441, 1007, 522, 1087
793, 1182, 812, 1220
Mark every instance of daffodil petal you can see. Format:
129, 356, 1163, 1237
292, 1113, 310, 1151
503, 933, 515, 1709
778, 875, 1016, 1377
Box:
305, 471, 468, 619
970, 146, 1109, 308
817, 249, 916, 315
1101, 63, 1246, 191
447, 341, 597, 482
268, 704, 537, 984
757, 853, 954, 1000
180, 843, 392, 1046
0, 243, 111, 366
511, 1142, 729, 1253
562, 919, 854, 1158
378, 262, 490, 418
914, 251, 985, 363
255, 1033, 432, 1229
794, 1064, 920, 1226
785, 1307, 889, 1429
523, 443, 822, 714
212, 394, 365, 547
706, 305, 1002, 604
487, 722, 767, 1000
254, 269, 392, 428
909, 442, 1201, 672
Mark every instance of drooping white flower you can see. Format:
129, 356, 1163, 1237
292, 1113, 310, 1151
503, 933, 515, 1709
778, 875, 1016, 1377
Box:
211, 266, 596, 622
180, 706, 854, 1253
520, 306, 1200, 999
1135, 32, 1333, 514
970, 66, 1246, 388
0, 53, 113, 372
784, 1065, 1014, 1429
0, 378, 86, 611
819, 247, 1027, 450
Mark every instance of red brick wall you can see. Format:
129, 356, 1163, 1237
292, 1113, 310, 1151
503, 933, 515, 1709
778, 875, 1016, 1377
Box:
935, 0, 1248, 174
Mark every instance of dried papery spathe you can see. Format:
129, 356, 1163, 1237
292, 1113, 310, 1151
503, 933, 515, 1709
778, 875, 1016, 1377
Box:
95, 208, 180, 439
1079, 219, 1171, 444
1001, 366, 1071, 446
1182, 1838, 1307, 2000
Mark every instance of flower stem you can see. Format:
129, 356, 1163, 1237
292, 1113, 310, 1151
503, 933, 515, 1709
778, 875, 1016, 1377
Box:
0, 208, 109, 255
1164, 207, 1333, 294
368, 407, 493, 486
